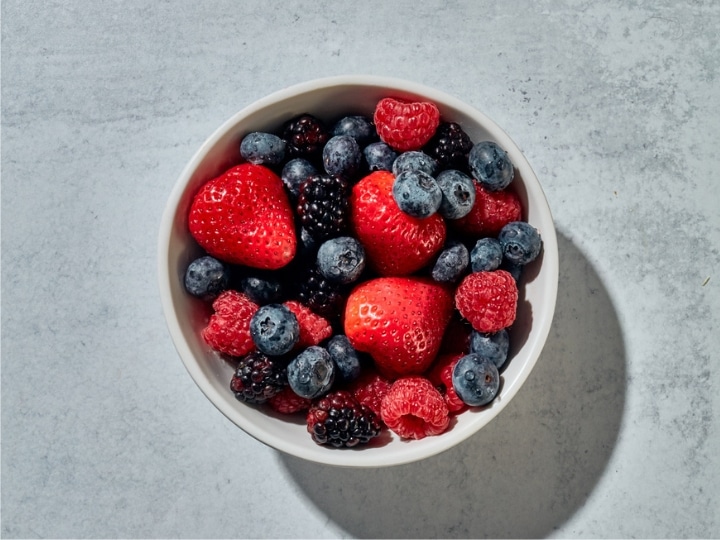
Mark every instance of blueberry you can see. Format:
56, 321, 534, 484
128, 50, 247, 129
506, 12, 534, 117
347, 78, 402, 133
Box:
470, 238, 503, 272
287, 346, 335, 399
281, 158, 317, 199
323, 135, 362, 179
240, 275, 282, 305
326, 334, 361, 383
392, 151, 438, 177
332, 115, 377, 146
499, 221, 542, 265
249, 304, 300, 356
363, 142, 398, 172
392, 170, 443, 218
452, 353, 500, 407
468, 141, 514, 191
501, 261, 524, 282
431, 241, 469, 283
469, 329, 510, 369
184, 256, 229, 299
436, 169, 476, 219
240, 132, 286, 166
316, 236, 366, 284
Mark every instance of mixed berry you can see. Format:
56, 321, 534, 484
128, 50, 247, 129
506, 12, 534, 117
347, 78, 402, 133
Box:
183, 96, 543, 448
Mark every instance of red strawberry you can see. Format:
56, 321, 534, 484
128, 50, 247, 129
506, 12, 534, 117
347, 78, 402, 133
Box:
451, 182, 522, 238
380, 376, 450, 439
344, 276, 454, 379
283, 300, 333, 349
201, 290, 259, 357
373, 97, 441, 152
455, 270, 518, 333
188, 163, 296, 269
349, 171, 446, 276
428, 353, 468, 414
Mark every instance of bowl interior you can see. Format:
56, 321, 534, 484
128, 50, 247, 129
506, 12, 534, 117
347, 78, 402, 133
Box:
158, 76, 558, 467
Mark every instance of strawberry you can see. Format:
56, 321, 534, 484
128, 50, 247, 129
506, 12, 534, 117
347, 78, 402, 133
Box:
343, 276, 454, 379
349, 171, 446, 276
283, 300, 333, 349
188, 163, 296, 270
202, 290, 259, 357
451, 182, 522, 238
455, 270, 518, 333
373, 97, 441, 152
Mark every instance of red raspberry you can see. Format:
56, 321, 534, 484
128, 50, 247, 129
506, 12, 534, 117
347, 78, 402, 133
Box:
268, 386, 312, 414
283, 300, 333, 349
373, 97, 441, 152
451, 182, 522, 238
455, 270, 518, 333
201, 290, 259, 357
380, 376, 450, 439
347, 366, 392, 419
428, 353, 468, 414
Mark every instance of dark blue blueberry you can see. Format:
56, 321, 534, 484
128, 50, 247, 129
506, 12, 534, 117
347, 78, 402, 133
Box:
287, 346, 335, 399
316, 236, 366, 284
431, 241, 469, 283
499, 221, 542, 265
452, 353, 500, 407
392, 170, 443, 218
249, 304, 300, 356
501, 260, 524, 282
240, 132, 286, 166
363, 142, 398, 172
281, 158, 317, 199
469, 329, 510, 369
326, 334, 361, 383
332, 115, 378, 146
470, 238, 503, 272
322, 135, 362, 180
240, 275, 282, 305
468, 141, 514, 191
392, 151, 438, 177
435, 169, 476, 219
184, 256, 229, 299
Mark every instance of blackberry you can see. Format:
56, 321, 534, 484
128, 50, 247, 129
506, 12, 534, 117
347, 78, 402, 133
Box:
423, 122, 473, 171
297, 267, 346, 321
297, 174, 350, 242
281, 113, 329, 161
306, 390, 382, 447
230, 351, 287, 404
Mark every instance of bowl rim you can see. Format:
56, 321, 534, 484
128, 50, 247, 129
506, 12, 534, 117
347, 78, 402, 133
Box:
158, 75, 559, 467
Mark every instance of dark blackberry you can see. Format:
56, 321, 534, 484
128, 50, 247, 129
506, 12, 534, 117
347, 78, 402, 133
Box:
423, 122, 473, 171
230, 351, 287, 404
297, 174, 350, 242
297, 267, 346, 321
306, 390, 382, 447
281, 114, 329, 161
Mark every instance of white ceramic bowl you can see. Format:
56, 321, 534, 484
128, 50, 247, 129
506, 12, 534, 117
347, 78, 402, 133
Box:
158, 75, 558, 468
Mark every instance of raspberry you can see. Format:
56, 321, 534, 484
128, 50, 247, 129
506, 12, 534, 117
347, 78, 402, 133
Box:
347, 367, 392, 418
283, 300, 333, 349
380, 376, 450, 439
451, 182, 522, 238
268, 386, 312, 414
230, 351, 287, 404
297, 174, 350, 242
306, 390, 382, 447
423, 121, 473, 171
373, 98, 440, 152
428, 353, 468, 414
201, 290, 259, 357
454, 270, 518, 333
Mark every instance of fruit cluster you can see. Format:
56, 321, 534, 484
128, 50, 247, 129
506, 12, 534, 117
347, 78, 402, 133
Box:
183, 96, 542, 448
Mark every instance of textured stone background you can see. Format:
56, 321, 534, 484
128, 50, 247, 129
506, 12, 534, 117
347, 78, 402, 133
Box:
2, 1, 719, 538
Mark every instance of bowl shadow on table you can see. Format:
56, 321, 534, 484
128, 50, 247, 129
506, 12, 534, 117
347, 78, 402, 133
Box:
279, 230, 627, 539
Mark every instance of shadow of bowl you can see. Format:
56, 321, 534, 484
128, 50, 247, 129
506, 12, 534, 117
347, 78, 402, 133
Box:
279, 230, 627, 538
